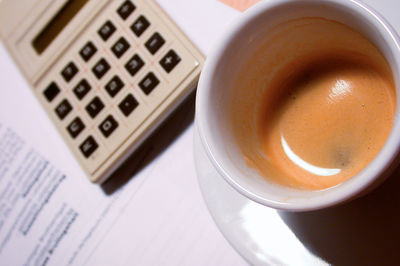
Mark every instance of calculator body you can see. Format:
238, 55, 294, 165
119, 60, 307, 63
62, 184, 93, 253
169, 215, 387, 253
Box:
0, 0, 204, 183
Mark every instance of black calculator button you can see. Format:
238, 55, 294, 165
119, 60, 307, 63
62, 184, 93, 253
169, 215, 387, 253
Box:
92, 58, 110, 79
61, 62, 78, 82
160, 50, 181, 73
105, 76, 124, 98
43, 82, 60, 102
125, 54, 145, 76
79, 136, 98, 158
79, 41, 97, 62
145, 32, 165, 55
55, 99, 73, 120
67, 117, 85, 139
73, 79, 91, 100
111, 37, 130, 58
139, 72, 159, 95
86, 96, 105, 118
99, 115, 119, 138
131, 15, 150, 37
98, 20, 116, 41
119, 94, 138, 117
117, 0, 136, 20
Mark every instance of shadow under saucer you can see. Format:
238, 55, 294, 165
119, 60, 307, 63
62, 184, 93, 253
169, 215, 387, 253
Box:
279, 167, 400, 266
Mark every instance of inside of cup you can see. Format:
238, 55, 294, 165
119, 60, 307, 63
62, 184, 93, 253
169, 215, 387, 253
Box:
202, 0, 400, 210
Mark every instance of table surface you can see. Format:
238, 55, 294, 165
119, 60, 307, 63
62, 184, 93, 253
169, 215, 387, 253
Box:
0, 0, 399, 265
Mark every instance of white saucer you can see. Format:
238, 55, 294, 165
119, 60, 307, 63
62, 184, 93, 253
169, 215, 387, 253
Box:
193, 124, 326, 265
194, 119, 400, 265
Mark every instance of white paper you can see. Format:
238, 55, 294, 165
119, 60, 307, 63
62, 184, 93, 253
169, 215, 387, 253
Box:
0, 66, 246, 266
0, 0, 248, 265
0, 44, 246, 265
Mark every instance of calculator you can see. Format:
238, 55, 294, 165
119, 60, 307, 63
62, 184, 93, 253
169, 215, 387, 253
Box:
0, 0, 204, 183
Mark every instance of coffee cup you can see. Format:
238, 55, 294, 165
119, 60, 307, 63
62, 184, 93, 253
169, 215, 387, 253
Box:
196, 0, 400, 211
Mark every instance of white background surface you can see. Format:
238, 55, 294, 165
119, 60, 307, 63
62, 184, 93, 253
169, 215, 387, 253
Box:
0, 0, 399, 265
0, 0, 247, 265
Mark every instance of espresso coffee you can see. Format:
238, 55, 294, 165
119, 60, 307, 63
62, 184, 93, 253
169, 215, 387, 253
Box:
231, 18, 396, 190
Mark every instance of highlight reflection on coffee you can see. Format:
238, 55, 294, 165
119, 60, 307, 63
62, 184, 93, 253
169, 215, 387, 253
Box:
232, 18, 396, 190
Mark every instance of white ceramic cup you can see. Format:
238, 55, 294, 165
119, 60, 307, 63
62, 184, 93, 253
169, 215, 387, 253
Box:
196, 0, 400, 211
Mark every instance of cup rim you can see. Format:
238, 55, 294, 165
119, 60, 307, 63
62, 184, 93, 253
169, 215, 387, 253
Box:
196, 0, 400, 211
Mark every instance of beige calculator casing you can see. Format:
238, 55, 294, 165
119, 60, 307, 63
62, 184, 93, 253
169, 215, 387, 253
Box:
0, 0, 204, 183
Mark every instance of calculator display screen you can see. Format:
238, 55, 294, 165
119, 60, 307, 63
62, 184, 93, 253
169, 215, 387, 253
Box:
32, 0, 89, 55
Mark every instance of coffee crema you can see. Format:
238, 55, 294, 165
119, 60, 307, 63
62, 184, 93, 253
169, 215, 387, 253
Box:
231, 18, 396, 190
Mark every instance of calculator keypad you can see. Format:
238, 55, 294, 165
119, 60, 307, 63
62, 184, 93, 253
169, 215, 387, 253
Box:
92, 58, 111, 79
117, 0, 136, 20
160, 49, 181, 73
67, 117, 86, 139
111, 37, 130, 58
61, 62, 79, 82
125, 54, 145, 76
139, 72, 159, 95
86, 97, 105, 119
79, 41, 97, 62
55, 99, 73, 120
44, 82, 60, 102
99, 115, 119, 138
131, 15, 150, 37
73, 79, 91, 100
98, 21, 116, 41
80, 136, 99, 158
37, 0, 201, 178
105, 76, 124, 98
119, 94, 139, 117
145, 32, 165, 55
